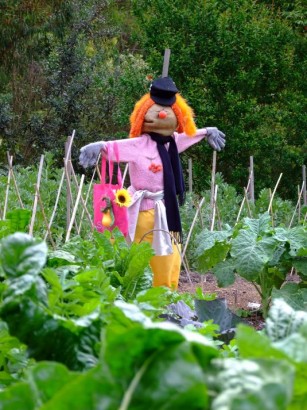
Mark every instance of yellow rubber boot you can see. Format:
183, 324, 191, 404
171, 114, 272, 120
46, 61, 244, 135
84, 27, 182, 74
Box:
133, 209, 181, 290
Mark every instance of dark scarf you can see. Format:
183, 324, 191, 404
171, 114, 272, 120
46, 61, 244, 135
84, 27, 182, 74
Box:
149, 132, 185, 242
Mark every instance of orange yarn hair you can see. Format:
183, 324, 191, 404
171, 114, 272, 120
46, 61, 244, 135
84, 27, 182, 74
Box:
129, 93, 197, 138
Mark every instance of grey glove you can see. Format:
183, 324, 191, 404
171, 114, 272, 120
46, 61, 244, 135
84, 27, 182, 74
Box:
79, 141, 107, 168
206, 127, 226, 151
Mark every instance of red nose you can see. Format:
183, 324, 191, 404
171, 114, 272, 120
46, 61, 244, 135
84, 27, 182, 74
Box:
158, 110, 167, 119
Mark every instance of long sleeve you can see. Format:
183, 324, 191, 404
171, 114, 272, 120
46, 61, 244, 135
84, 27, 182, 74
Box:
106, 137, 142, 163
174, 128, 208, 153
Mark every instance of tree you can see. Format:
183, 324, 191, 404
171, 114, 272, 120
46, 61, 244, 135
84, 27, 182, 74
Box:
132, 0, 307, 198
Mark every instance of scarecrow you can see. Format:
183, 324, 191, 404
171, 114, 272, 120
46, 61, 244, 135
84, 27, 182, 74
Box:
79, 76, 225, 289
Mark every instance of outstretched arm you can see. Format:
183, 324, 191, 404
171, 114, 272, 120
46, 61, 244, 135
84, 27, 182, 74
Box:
175, 127, 226, 153
79, 138, 141, 168
79, 141, 107, 168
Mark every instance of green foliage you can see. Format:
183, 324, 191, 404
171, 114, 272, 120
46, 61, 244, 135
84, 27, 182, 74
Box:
0, 209, 31, 239
0, 0, 152, 165
1, 232, 307, 407
194, 212, 307, 317
132, 0, 307, 198
0, 320, 35, 390
1, 296, 307, 408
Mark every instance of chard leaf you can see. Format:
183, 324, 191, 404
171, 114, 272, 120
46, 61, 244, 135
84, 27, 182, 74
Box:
121, 242, 154, 299
292, 258, 307, 277
242, 212, 271, 236
212, 259, 236, 287
274, 226, 307, 256
266, 299, 307, 342
0, 233, 47, 278
211, 358, 294, 410
0, 382, 36, 410
6, 209, 31, 233
47, 250, 76, 266
236, 325, 288, 360
195, 229, 232, 254
231, 230, 277, 280
196, 241, 230, 274
26, 362, 76, 406
40, 302, 218, 410
236, 323, 307, 408
272, 284, 307, 311
273, 332, 307, 363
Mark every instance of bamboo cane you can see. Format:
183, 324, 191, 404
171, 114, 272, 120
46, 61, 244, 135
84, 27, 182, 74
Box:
7, 153, 24, 208
268, 173, 283, 214
188, 158, 193, 194
64, 130, 76, 231
210, 185, 219, 231
298, 185, 301, 222
236, 175, 252, 224
77, 165, 98, 234
69, 160, 93, 229
210, 151, 217, 209
244, 187, 252, 218
288, 181, 305, 228
122, 163, 129, 186
3, 159, 12, 220
36, 185, 56, 249
201, 185, 218, 288
65, 174, 85, 242
43, 169, 65, 241
64, 158, 79, 234
181, 196, 205, 260
303, 165, 306, 206
249, 156, 255, 203
29, 155, 45, 236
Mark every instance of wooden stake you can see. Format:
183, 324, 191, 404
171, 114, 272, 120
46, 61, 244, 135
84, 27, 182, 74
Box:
29, 155, 45, 236
65, 174, 85, 242
162, 49, 171, 77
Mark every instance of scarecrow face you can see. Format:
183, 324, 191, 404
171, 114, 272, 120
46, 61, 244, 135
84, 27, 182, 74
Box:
142, 103, 178, 136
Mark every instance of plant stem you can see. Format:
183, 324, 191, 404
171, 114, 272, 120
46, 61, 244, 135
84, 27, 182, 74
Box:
119, 352, 158, 410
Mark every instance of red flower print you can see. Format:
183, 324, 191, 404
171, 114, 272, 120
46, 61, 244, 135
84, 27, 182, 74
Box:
148, 163, 163, 173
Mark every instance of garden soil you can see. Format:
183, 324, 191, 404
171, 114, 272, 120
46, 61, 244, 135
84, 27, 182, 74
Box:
178, 271, 301, 330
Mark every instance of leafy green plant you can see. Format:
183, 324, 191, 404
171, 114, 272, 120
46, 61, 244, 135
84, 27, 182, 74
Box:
0, 320, 35, 390
0, 298, 307, 409
0, 209, 31, 238
194, 212, 307, 317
